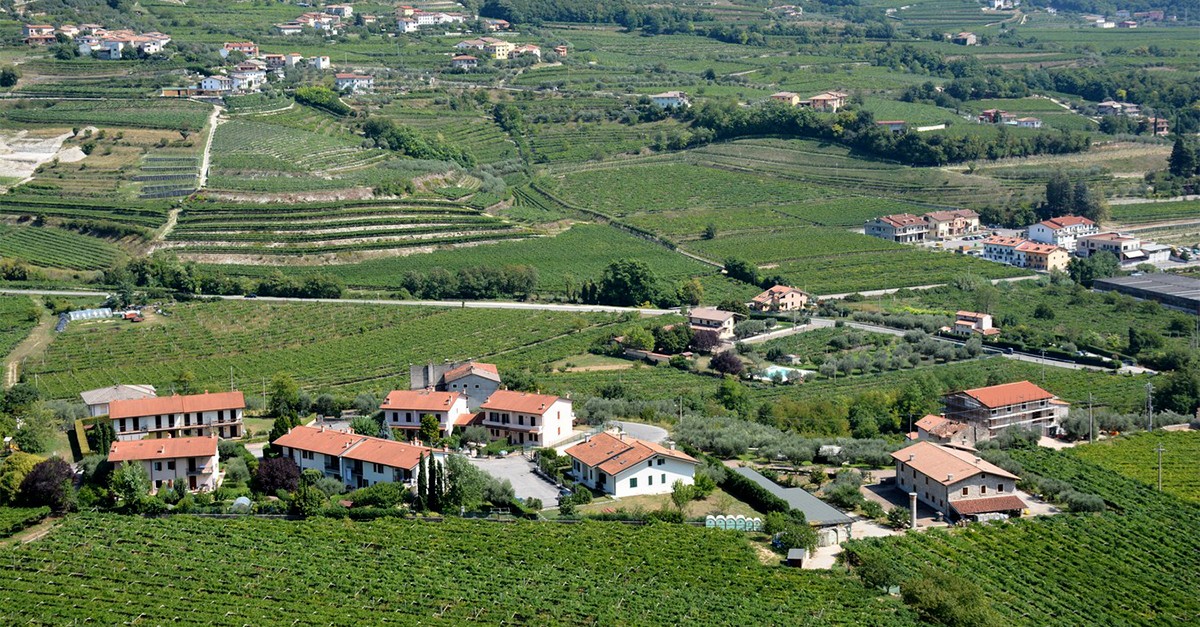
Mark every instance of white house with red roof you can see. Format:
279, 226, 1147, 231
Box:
480, 390, 574, 447
273, 425, 439, 488
749, 285, 810, 312
865, 213, 928, 243
1027, 215, 1098, 250
687, 307, 737, 341
948, 311, 999, 338
942, 381, 1068, 438
108, 435, 221, 493
893, 441, 1025, 522
334, 73, 374, 93
923, 209, 980, 239
564, 432, 698, 497
380, 390, 471, 437
223, 41, 258, 57
108, 391, 245, 441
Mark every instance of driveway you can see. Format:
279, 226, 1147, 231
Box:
466, 455, 560, 506
611, 421, 669, 444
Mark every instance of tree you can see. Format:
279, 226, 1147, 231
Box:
428, 457, 443, 512
290, 483, 327, 517
415, 452, 428, 511
1168, 136, 1197, 178
1067, 251, 1120, 287
267, 414, 301, 456
670, 479, 694, 511
0, 66, 19, 87
623, 326, 655, 351
350, 415, 381, 438
1042, 171, 1074, 218
1128, 326, 1164, 355
901, 568, 1003, 627
723, 258, 759, 286
14, 404, 56, 455
109, 461, 150, 510
710, 351, 744, 376
255, 457, 300, 493
0, 452, 45, 504
716, 299, 750, 317
1032, 303, 1055, 320
886, 506, 910, 530
313, 394, 339, 418
676, 278, 703, 306
654, 324, 693, 354
598, 260, 659, 306
702, 224, 717, 240
268, 373, 302, 417
1071, 181, 1107, 223
18, 458, 75, 514
419, 414, 441, 444
777, 521, 818, 553
443, 454, 486, 511
1, 383, 39, 415
173, 370, 197, 395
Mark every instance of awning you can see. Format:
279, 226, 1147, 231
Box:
950, 495, 1026, 516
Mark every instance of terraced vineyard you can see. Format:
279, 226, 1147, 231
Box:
21, 300, 620, 399
166, 199, 530, 257
843, 448, 1200, 626
135, 151, 200, 199
0, 197, 170, 229
0, 223, 122, 270
1070, 431, 1200, 503
0, 99, 211, 131
0, 514, 915, 624
530, 120, 682, 163
1110, 199, 1200, 225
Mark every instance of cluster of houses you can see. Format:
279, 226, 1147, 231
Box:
22, 23, 172, 59
454, 37, 541, 60
1096, 100, 1169, 135
978, 108, 1043, 129
769, 90, 849, 113
162, 41, 367, 98
865, 209, 981, 244
983, 215, 1170, 271
396, 5, 469, 33
1086, 10, 1167, 29
275, 5, 356, 36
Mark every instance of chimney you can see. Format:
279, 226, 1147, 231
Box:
669, 441, 675, 450
618, 432, 625, 441
908, 492, 918, 530
974, 457, 982, 464
946, 473, 954, 482
908, 454, 915, 462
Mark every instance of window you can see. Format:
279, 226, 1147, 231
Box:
167, 461, 175, 471
657, 459, 664, 466
154, 462, 162, 471
373, 463, 384, 474
997, 484, 1005, 492
518, 416, 524, 426
629, 478, 638, 489
981, 485, 988, 495
647, 460, 653, 468
661, 474, 666, 484
962, 487, 968, 496
302, 450, 314, 460
648, 476, 653, 486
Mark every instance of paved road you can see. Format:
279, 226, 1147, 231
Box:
466, 456, 560, 505
611, 421, 669, 444
818, 275, 1038, 301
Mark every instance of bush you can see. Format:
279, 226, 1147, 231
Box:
861, 499, 885, 519
710, 352, 744, 376
347, 482, 407, 508
254, 457, 300, 494
886, 506, 910, 530
294, 85, 351, 116
1061, 490, 1105, 513
17, 458, 75, 514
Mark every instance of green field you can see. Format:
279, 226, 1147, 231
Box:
843, 447, 1200, 626
1071, 431, 1200, 503
0, 507, 49, 539
0, 296, 39, 358
0, 223, 122, 270
1110, 200, 1200, 225
0, 100, 211, 131
0, 513, 914, 624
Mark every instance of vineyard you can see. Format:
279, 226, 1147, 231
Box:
0, 296, 39, 358
166, 198, 530, 258
0, 507, 50, 539
843, 448, 1200, 626
20, 300, 621, 400
0, 99, 211, 131
1070, 431, 1200, 503
0, 223, 122, 270
0, 514, 916, 624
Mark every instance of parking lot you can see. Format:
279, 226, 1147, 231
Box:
466, 455, 561, 506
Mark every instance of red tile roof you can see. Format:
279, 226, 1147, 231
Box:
892, 441, 1017, 485
564, 432, 696, 476
341, 438, 429, 470
480, 390, 563, 415
752, 285, 808, 303
950, 495, 1027, 515
983, 235, 1025, 247
381, 390, 461, 413
959, 380, 1055, 409
273, 425, 362, 456
1015, 241, 1063, 255
877, 213, 925, 228
108, 436, 217, 462
108, 391, 245, 420
443, 362, 500, 383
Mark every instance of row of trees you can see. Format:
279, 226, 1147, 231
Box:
103, 257, 344, 303
396, 265, 539, 300
361, 118, 476, 167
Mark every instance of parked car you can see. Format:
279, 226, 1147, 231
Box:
1004, 347, 1015, 355
245, 293, 257, 299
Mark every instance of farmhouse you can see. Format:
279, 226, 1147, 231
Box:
687, 307, 737, 341
565, 432, 698, 497
108, 435, 221, 494
771, 91, 801, 106
197, 75, 234, 94
285, 52, 304, 67
1151, 117, 1169, 136
1027, 215, 1098, 250
80, 384, 157, 418
58, 25, 80, 38
1096, 100, 1140, 117
223, 41, 258, 57
23, 24, 57, 45
109, 391, 245, 441
731, 466, 854, 546
325, 4, 353, 18
914, 414, 976, 448
275, 23, 304, 35
951, 32, 978, 45
977, 109, 1016, 124
380, 390, 471, 438
409, 361, 501, 408
451, 55, 478, 70
310, 56, 332, 70
864, 213, 928, 243
750, 285, 810, 312
398, 17, 419, 32
893, 441, 1025, 522
512, 44, 541, 58
804, 91, 848, 112
274, 425, 438, 488
484, 18, 511, 31
480, 390, 575, 447
948, 311, 999, 337
230, 69, 267, 92
554, 45, 569, 57
650, 91, 691, 109
334, 73, 374, 93
923, 209, 980, 239
942, 380, 1068, 438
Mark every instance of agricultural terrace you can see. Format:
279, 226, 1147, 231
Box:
201, 224, 712, 296
0, 296, 39, 358
0, 100, 211, 132
18, 300, 623, 400
0, 223, 122, 270
843, 448, 1200, 626
1110, 199, 1200, 226
0, 514, 916, 624
1070, 431, 1200, 503
167, 198, 530, 259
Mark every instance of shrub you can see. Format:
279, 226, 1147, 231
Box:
347, 482, 407, 508
18, 458, 75, 514
255, 457, 300, 494
710, 352, 744, 376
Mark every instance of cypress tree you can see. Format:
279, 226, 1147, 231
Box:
429, 458, 441, 512
415, 452, 427, 511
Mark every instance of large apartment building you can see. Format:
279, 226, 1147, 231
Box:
274, 425, 438, 489
107, 435, 221, 493
479, 390, 575, 447
108, 391, 245, 441
942, 380, 1068, 438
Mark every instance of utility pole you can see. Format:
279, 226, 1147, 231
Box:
1088, 392, 1094, 444
1040, 349, 1046, 383
1155, 442, 1165, 491
1145, 382, 1154, 431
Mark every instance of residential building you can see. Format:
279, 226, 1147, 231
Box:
749, 285, 810, 312
451, 55, 478, 70
565, 432, 699, 497
334, 73, 374, 93
865, 213, 928, 243
409, 361, 501, 409
687, 307, 737, 341
892, 441, 1025, 522
1077, 232, 1144, 263
1015, 240, 1070, 272
977, 109, 1016, 124
79, 384, 156, 418
1151, 117, 1169, 136
948, 311, 999, 337
263, 53, 286, 69
981, 235, 1024, 265
285, 52, 304, 67
771, 91, 801, 106
1118, 20, 1139, 28
108, 435, 221, 493
480, 390, 575, 447
230, 69, 267, 92
455, 38, 493, 50
649, 91, 690, 109
274, 425, 437, 488
1097, 100, 1140, 117
380, 390, 471, 438
324, 4, 353, 18
198, 75, 234, 94
223, 41, 258, 57
923, 209, 980, 239
512, 44, 541, 59
942, 380, 1068, 438
397, 5, 415, 17
23, 24, 57, 45
398, 17, 419, 32
310, 55, 332, 70
1016, 117, 1042, 128
951, 32, 978, 45
914, 414, 975, 448
1133, 10, 1164, 20
58, 25, 80, 38
876, 120, 907, 133
805, 91, 848, 112
275, 23, 304, 35
109, 391, 245, 441
554, 45, 568, 57
1027, 215, 1098, 250
484, 40, 516, 60
484, 18, 511, 31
